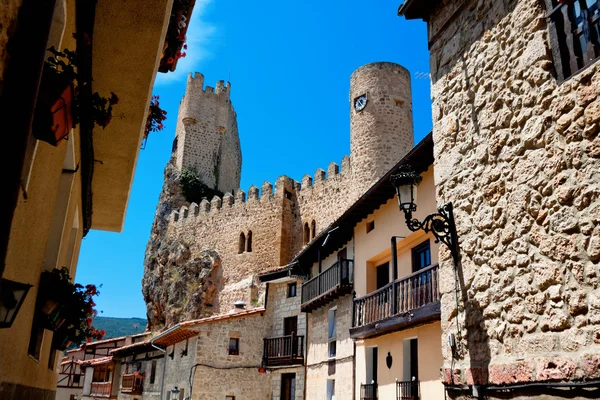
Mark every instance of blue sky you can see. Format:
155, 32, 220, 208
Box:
76, 0, 432, 318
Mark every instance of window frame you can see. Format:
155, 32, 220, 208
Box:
228, 338, 240, 356
287, 282, 297, 298
411, 239, 431, 273
328, 307, 337, 359
544, 0, 600, 82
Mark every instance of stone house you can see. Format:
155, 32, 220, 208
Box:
0, 0, 195, 398
258, 267, 307, 400
399, 0, 600, 398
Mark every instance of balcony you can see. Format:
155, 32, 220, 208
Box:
90, 381, 112, 397
121, 373, 144, 394
262, 334, 304, 367
301, 259, 353, 312
351, 264, 440, 339
360, 383, 378, 400
396, 380, 419, 400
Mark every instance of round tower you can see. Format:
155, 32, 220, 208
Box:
349, 62, 414, 190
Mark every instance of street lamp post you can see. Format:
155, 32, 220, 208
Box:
390, 165, 459, 266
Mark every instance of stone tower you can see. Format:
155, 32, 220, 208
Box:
349, 62, 414, 190
174, 72, 242, 193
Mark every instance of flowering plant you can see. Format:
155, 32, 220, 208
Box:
144, 95, 167, 146
39, 268, 105, 348
45, 46, 119, 129
159, 0, 192, 72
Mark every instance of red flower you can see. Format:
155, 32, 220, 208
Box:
167, 57, 174, 64
158, 124, 164, 130
183, 44, 188, 50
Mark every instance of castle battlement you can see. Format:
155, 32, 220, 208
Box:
169, 153, 354, 225
185, 72, 231, 99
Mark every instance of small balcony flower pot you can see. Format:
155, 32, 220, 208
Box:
33, 68, 75, 146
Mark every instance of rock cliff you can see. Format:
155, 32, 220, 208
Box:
142, 160, 219, 330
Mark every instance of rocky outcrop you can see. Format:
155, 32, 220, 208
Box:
142, 160, 219, 329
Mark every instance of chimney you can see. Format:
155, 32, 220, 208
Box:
233, 301, 246, 312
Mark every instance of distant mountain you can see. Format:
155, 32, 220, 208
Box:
93, 316, 148, 339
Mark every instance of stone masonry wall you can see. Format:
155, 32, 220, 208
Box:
305, 295, 354, 400
192, 312, 271, 400
427, 0, 600, 393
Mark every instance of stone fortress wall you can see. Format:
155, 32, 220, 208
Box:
147, 62, 416, 323
426, 0, 600, 393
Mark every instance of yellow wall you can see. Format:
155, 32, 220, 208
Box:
353, 166, 439, 297
0, 0, 85, 392
355, 322, 444, 400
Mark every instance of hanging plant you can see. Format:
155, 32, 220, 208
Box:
38, 267, 105, 349
33, 46, 119, 146
143, 95, 167, 147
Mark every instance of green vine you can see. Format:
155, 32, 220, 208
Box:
179, 168, 223, 204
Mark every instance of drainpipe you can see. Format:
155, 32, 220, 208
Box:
151, 324, 180, 400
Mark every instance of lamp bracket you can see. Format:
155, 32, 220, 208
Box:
405, 202, 459, 265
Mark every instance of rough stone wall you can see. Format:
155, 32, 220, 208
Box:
192, 312, 271, 400
164, 337, 198, 397
305, 296, 354, 400
427, 0, 600, 392
270, 367, 305, 400
175, 73, 241, 193
350, 62, 415, 194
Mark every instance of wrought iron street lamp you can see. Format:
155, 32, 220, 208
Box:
390, 165, 459, 265
0, 278, 32, 328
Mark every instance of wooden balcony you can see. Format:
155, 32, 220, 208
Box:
262, 334, 304, 367
90, 381, 112, 397
396, 380, 420, 400
360, 383, 378, 400
351, 264, 440, 339
121, 373, 144, 394
301, 259, 353, 312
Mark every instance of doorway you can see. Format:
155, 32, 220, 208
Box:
366, 347, 378, 385
281, 373, 296, 400
402, 338, 419, 399
284, 316, 298, 336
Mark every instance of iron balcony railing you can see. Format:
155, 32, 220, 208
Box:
301, 259, 353, 311
90, 381, 112, 397
360, 382, 378, 400
262, 334, 304, 366
121, 373, 144, 394
353, 264, 439, 329
396, 380, 420, 400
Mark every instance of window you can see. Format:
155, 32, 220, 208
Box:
73, 374, 81, 385
226, 397, 236, 400
311, 220, 316, 239
246, 231, 253, 252
150, 360, 157, 384
412, 240, 431, 272
546, 0, 600, 81
28, 320, 44, 360
179, 388, 185, 400
284, 189, 292, 199
238, 232, 245, 254
303, 222, 310, 245
287, 282, 297, 298
328, 308, 337, 358
327, 379, 335, 400
394, 98, 405, 106
366, 220, 375, 233
228, 338, 239, 355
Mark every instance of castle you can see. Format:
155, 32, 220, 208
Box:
143, 62, 416, 329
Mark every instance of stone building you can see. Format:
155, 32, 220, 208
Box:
399, 0, 600, 398
0, 0, 190, 398
144, 62, 417, 330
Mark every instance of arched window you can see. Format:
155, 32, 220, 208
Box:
246, 231, 253, 253
311, 220, 316, 240
303, 223, 310, 245
238, 232, 246, 254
